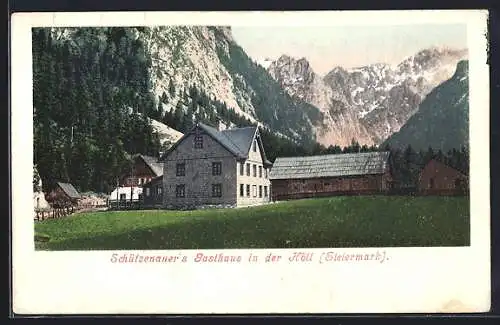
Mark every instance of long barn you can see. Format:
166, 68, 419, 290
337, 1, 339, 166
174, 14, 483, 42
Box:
269, 151, 392, 201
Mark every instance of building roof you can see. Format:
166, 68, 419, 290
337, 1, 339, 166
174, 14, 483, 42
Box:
56, 182, 82, 199
199, 123, 249, 157
161, 122, 272, 166
269, 151, 391, 180
220, 127, 257, 156
138, 154, 163, 176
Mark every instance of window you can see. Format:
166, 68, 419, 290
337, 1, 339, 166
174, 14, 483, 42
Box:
246, 184, 250, 197
253, 140, 257, 152
240, 184, 244, 197
212, 184, 222, 197
138, 194, 143, 201
252, 185, 257, 197
212, 162, 222, 176
194, 134, 203, 149
264, 186, 268, 197
176, 185, 185, 198
253, 164, 257, 177
239, 162, 244, 176
157, 186, 162, 195
119, 193, 126, 201
145, 188, 150, 196
259, 166, 262, 178
429, 178, 435, 189
246, 163, 250, 176
259, 185, 262, 198
264, 168, 268, 178
176, 163, 185, 176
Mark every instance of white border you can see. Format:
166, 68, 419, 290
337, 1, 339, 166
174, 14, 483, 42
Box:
11, 10, 490, 314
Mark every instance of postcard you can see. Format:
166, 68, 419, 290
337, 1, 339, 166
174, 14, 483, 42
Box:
11, 10, 490, 314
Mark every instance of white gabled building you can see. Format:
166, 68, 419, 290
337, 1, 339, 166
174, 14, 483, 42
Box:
108, 186, 143, 204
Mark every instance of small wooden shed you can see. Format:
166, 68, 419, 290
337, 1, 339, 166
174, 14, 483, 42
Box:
46, 182, 82, 208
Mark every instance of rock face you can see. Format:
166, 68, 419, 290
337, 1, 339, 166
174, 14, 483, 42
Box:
47, 26, 322, 146
267, 47, 468, 146
139, 26, 322, 145
48, 26, 468, 148
141, 26, 257, 121
382, 60, 469, 152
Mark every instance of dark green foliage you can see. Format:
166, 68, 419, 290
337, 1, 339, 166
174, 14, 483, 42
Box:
35, 196, 470, 250
33, 27, 161, 194
33, 166, 42, 192
385, 143, 469, 188
382, 60, 469, 152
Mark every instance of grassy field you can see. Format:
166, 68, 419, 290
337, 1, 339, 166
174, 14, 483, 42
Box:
34, 196, 470, 250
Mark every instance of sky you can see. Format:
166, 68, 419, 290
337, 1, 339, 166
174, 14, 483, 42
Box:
231, 24, 467, 75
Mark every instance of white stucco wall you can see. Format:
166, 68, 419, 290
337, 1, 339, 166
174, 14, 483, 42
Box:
236, 135, 271, 207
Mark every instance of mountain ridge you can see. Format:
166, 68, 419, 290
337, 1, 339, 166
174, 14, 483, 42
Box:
267, 47, 468, 146
381, 59, 469, 152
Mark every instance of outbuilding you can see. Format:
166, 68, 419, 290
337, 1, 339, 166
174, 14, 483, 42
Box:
418, 158, 468, 195
269, 151, 392, 201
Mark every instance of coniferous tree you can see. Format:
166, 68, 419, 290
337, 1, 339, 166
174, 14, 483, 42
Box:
168, 78, 176, 98
32, 27, 162, 193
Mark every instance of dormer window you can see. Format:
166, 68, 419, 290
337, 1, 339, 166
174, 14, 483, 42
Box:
194, 135, 203, 149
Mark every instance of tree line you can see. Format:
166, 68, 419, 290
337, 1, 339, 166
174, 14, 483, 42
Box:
33, 27, 161, 194
384, 144, 469, 188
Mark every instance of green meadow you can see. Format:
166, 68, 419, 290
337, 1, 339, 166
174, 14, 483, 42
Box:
34, 196, 470, 250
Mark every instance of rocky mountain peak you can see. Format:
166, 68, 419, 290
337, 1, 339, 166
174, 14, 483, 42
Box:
216, 26, 233, 41
268, 55, 316, 86
265, 46, 469, 147
396, 47, 468, 75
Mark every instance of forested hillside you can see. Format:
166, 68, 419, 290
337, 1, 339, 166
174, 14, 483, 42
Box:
33, 27, 162, 193
32, 27, 329, 194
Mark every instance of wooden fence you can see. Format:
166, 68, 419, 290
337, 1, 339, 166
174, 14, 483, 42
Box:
35, 206, 76, 221
34, 203, 108, 221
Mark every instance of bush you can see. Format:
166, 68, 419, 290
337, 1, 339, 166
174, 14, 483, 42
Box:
34, 232, 51, 242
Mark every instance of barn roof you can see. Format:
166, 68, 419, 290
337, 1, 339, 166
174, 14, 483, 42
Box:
269, 151, 391, 180
138, 154, 163, 176
160, 122, 272, 166
56, 182, 82, 199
